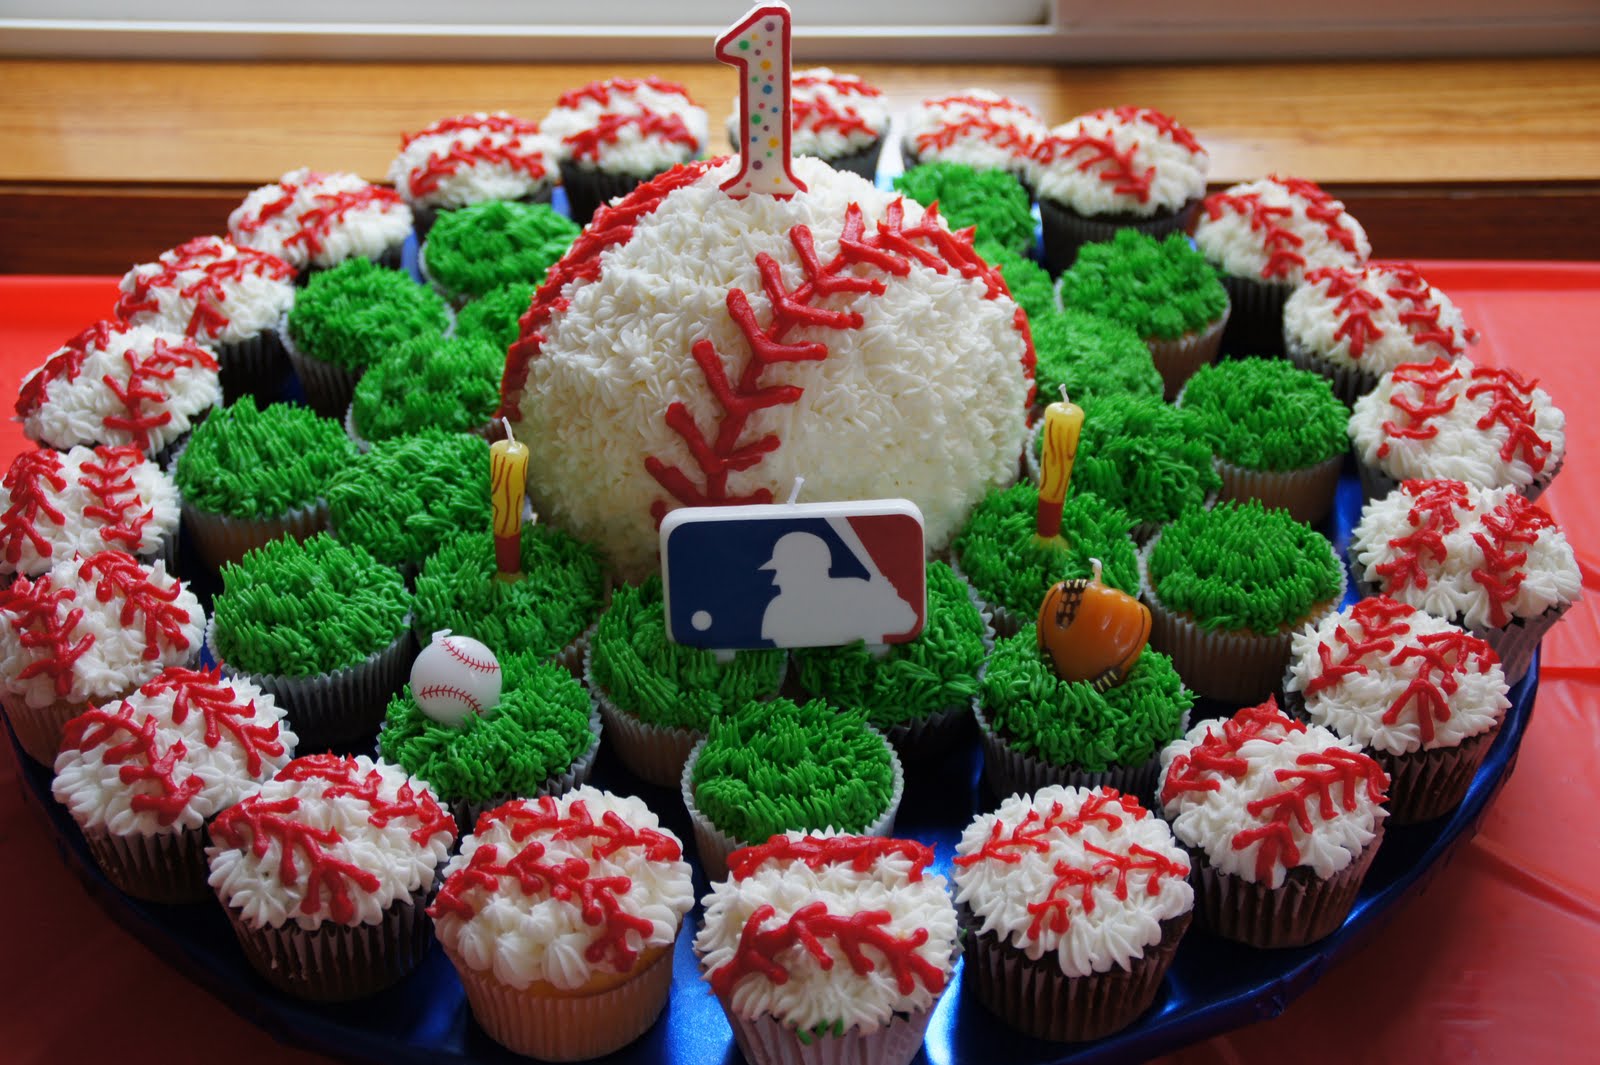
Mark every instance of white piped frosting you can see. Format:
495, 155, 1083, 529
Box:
388, 112, 556, 210
431, 787, 693, 991
207, 754, 455, 930
1284, 263, 1476, 375
901, 88, 1046, 173
115, 236, 297, 346
725, 68, 888, 159
542, 77, 708, 175
1287, 597, 1509, 755
227, 168, 413, 271
1194, 176, 1370, 284
953, 787, 1192, 978
1034, 107, 1209, 217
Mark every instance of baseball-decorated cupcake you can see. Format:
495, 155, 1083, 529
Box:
1057, 229, 1231, 401
173, 397, 354, 571
901, 89, 1046, 186
1349, 478, 1580, 685
207, 533, 413, 747
542, 76, 709, 225
1348, 358, 1565, 501
418, 200, 579, 307
429, 787, 694, 1060
227, 168, 412, 275
387, 111, 556, 236
893, 162, 1037, 256
1, 550, 203, 764
347, 335, 502, 447
1030, 309, 1164, 420
976, 241, 1057, 323
1159, 700, 1388, 947
728, 67, 889, 179
697, 833, 958, 1065
1285, 596, 1510, 824
953, 785, 1194, 1041
1193, 175, 1371, 358
1141, 500, 1346, 704
454, 280, 537, 351
115, 235, 298, 402
1178, 357, 1349, 525
51, 666, 296, 902
1283, 263, 1478, 404
282, 257, 452, 419
2, 445, 179, 583
15, 320, 220, 464
683, 698, 904, 881
207, 753, 455, 999
1034, 106, 1209, 274
585, 575, 785, 788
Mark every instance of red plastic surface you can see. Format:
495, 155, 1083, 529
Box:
3, 263, 1599, 1064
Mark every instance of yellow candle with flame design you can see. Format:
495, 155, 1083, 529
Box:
1036, 389, 1084, 540
490, 428, 529, 578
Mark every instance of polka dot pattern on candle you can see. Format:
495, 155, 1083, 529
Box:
714, 3, 806, 198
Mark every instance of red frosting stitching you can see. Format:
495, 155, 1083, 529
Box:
562, 110, 699, 163
140, 665, 286, 777
1, 448, 68, 565
114, 237, 296, 340
400, 113, 542, 151
1160, 699, 1304, 804
79, 446, 157, 551
77, 550, 193, 660
1376, 479, 1472, 594
1376, 357, 1465, 459
914, 93, 1040, 158
1464, 367, 1551, 473
953, 789, 1147, 869
404, 138, 550, 199
60, 701, 202, 826
1232, 747, 1387, 881
729, 835, 934, 882
1201, 175, 1360, 281
1471, 492, 1556, 627
283, 185, 406, 260
1025, 842, 1189, 942
1383, 630, 1498, 742
1305, 596, 1416, 695
555, 76, 694, 110
0, 574, 92, 698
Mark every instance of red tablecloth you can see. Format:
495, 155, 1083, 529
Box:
3, 266, 1598, 1065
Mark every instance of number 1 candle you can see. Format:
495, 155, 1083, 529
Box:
1036, 387, 1085, 543
490, 421, 529, 580
715, 1, 806, 199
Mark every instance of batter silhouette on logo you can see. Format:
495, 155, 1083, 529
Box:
759, 531, 917, 646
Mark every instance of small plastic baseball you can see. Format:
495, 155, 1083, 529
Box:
409, 630, 503, 726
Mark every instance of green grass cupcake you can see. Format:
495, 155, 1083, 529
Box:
1057, 230, 1231, 401
173, 398, 355, 571
585, 576, 785, 788
208, 532, 414, 747
1140, 500, 1345, 704
419, 200, 579, 306
454, 280, 537, 352
976, 240, 1057, 324
347, 334, 502, 446
283, 258, 451, 418
682, 697, 903, 881
1030, 309, 1163, 420
894, 162, 1036, 256
1178, 357, 1350, 525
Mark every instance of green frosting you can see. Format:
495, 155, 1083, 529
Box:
1057, 230, 1229, 341
590, 576, 785, 732
1064, 393, 1221, 527
1031, 308, 1163, 407
287, 257, 450, 373
983, 633, 1192, 771
421, 200, 580, 302
349, 334, 502, 443
1180, 357, 1350, 471
1148, 500, 1342, 633
326, 431, 493, 568
212, 532, 411, 676
691, 698, 896, 844
893, 162, 1036, 255
976, 240, 1056, 323
455, 280, 537, 351
378, 655, 594, 803
413, 526, 606, 662
953, 482, 1139, 620
173, 398, 354, 519
792, 561, 986, 729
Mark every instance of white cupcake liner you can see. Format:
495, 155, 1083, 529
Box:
1214, 451, 1345, 526
279, 312, 363, 421
1148, 303, 1229, 404
182, 497, 329, 573
681, 730, 905, 884
584, 644, 705, 789
81, 822, 211, 904
723, 1004, 934, 1065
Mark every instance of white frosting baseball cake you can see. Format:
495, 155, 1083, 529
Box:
1193, 175, 1371, 285
901, 88, 1047, 174
227, 168, 413, 271
387, 112, 557, 211
725, 68, 888, 160
541, 77, 709, 176
499, 154, 1034, 580
1033, 106, 1209, 218
115, 236, 298, 348
1283, 263, 1476, 376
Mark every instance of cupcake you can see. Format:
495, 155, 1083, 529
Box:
0, 550, 203, 765
1140, 500, 1346, 704
1283, 263, 1478, 404
207, 533, 413, 748
207, 753, 456, 1000
347, 335, 502, 447
454, 280, 537, 351
388, 111, 556, 236
172, 398, 354, 571
729, 67, 890, 180
683, 698, 904, 881
542, 77, 709, 225
1056, 229, 1231, 401
15, 320, 220, 464
901, 89, 1046, 187
1348, 478, 1580, 685
227, 168, 412, 275
1193, 175, 1370, 358
429, 787, 694, 1060
1348, 358, 1565, 501
697, 833, 958, 1065
1034, 106, 1209, 274
893, 162, 1036, 256
418, 200, 579, 306
1178, 357, 1349, 525
953, 785, 1194, 1041
585, 575, 785, 788
114, 235, 298, 402
1285, 596, 1510, 824
1, 444, 179, 583
976, 634, 1192, 806
975, 241, 1056, 323
1159, 700, 1388, 947
791, 560, 989, 763
1030, 309, 1164, 420
281, 257, 452, 419
51, 665, 296, 903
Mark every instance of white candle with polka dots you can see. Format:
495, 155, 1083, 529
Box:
715, 2, 806, 198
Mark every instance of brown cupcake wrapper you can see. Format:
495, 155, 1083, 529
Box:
1283, 334, 1379, 407
1372, 721, 1501, 825
3, 689, 101, 765
279, 313, 364, 420
1218, 274, 1293, 359
972, 699, 1182, 810
82, 822, 212, 904
584, 644, 705, 789
1148, 304, 1229, 403
1470, 601, 1565, 688
560, 162, 662, 228
182, 498, 329, 573
1039, 198, 1201, 276
722, 1003, 934, 1065
1356, 451, 1562, 506
1214, 451, 1345, 526
215, 329, 294, 406
882, 697, 978, 764
816, 139, 886, 182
